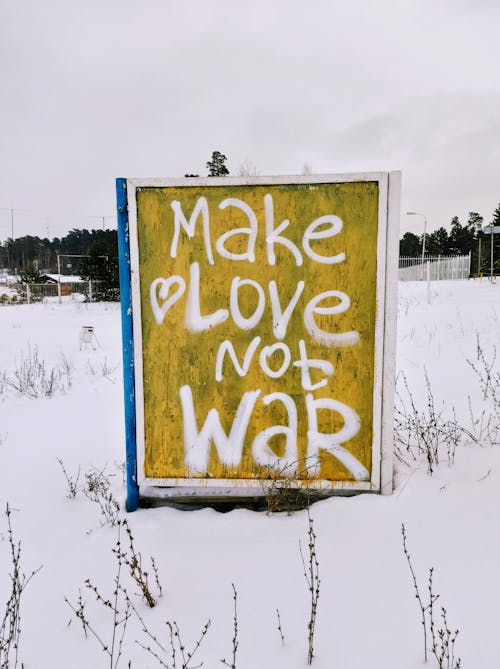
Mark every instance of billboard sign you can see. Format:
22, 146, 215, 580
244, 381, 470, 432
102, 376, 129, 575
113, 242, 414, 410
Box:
116, 173, 400, 510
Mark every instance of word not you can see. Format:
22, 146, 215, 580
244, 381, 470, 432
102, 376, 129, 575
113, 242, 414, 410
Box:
169, 193, 345, 266
150, 262, 360, 347
216, 337, 334, 391
180, 384, 369, 481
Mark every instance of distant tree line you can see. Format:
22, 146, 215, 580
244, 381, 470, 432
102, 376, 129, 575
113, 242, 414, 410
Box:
0, 228, 118, 285
0, 150, 233, 294
400, 204, 500, 275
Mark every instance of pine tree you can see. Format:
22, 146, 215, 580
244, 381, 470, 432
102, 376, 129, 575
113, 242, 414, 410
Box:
206, 151, 229, 177
18, 265, 46, 284
399, 232, 421, 257
448, 216, 475, 255
425, 227, 449, 255
468, 211, 483, 234
491, 203, 500, 227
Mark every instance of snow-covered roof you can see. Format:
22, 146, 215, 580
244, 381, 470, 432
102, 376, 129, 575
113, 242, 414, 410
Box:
43, 273, 83, 284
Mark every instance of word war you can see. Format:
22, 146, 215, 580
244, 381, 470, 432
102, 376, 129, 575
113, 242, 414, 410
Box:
180, 384, 369, 481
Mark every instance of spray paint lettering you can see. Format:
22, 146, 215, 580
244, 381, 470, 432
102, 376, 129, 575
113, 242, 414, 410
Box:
138, 181, 379, 482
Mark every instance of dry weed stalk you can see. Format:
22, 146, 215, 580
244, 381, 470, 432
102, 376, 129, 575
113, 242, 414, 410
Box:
276, 608, 285, 646
401, 524, 461, 668
220, 584, 238, 669
0, 504, 41, 669
133, 603, 210, 669
300, 509, 320, 665
467, 335, 500, 445
113, 519, 162, 608
263, 459, 321, 515
57, 458, 81, 499
66, 519, 163, 666
402, 523, 429, 661
84, 466, 120, 526
66, 522, 132, 668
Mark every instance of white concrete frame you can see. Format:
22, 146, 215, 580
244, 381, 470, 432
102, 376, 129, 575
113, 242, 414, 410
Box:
125, 172, 400, 497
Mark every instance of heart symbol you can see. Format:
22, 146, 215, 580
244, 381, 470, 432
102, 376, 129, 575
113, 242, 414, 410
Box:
150, 276, 186, 325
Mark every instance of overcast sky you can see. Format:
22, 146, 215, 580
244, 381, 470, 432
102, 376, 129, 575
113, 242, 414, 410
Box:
1, 0, 499, 241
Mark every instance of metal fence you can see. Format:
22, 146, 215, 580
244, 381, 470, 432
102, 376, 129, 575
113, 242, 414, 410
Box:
0, 281, 118, 304
398, 254, 471, 281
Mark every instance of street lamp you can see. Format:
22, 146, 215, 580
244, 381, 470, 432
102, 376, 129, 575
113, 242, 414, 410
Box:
406, 211, 427, 276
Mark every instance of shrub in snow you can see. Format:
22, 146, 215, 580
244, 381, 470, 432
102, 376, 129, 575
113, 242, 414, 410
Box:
394, 372, 476, 475
136, 617, 211, 669
83, 466, 121, 527
5, 346, 72, 399
467, 336, 500, 446
113, 519, 162, 609
66, 520, 167, 667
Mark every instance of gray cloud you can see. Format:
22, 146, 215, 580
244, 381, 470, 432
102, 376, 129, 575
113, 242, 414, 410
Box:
0, 0, 499, 238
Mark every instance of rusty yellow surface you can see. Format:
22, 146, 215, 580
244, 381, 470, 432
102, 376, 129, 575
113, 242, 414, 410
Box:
136, 181, 379, 482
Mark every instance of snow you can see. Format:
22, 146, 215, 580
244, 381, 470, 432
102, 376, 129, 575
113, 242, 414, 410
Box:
0, 278, 499, 668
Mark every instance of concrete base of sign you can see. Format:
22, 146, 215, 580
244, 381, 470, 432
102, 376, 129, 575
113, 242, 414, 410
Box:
138, 484, 363, 511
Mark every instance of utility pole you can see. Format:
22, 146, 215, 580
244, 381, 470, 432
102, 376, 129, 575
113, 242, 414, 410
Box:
0, 208, 17, 241
478, 237, 481, 276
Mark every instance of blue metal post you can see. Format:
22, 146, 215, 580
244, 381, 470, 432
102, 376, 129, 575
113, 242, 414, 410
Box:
116, 178, 139, 511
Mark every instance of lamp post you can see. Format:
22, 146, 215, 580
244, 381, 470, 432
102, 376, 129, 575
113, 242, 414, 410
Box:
406, 211, 427, 278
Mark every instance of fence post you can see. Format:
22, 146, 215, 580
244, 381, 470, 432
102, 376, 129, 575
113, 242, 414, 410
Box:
57, 254, 62, 304
26, 283, 31, 305
89, 280, 93, 302
426, 262, 431, 304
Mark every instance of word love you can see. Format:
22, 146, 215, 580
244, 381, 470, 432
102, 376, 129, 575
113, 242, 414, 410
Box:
150, 262, 360, 347
180, 385, 369, 481
169, 192, 345, 267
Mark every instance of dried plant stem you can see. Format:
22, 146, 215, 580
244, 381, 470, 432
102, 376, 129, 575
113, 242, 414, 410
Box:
300, 509, 320, 665
0, 503, 41, 669
402, 524, 461, 669
276, 608, 285, 646
402, 523, 428, 662
113, 519, 161, 608
220, 583, 238, 669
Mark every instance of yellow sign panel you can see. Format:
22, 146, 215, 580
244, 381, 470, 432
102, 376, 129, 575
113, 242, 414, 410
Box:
129, 175, 395, 492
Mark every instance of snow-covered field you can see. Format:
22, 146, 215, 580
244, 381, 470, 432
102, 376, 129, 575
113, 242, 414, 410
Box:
0, 279, 499, 668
